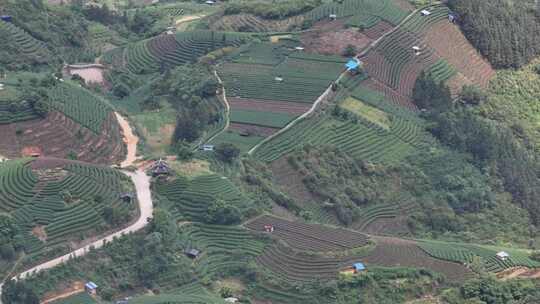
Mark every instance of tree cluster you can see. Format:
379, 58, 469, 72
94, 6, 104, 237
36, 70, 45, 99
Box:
448, 0, 540, 68
152, 65, 221, 144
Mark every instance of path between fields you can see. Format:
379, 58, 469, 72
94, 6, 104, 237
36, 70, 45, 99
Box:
205, 71, 231, 143
0, 113, 153, 302
248, 9, 421, 155
115, 112, 139, 167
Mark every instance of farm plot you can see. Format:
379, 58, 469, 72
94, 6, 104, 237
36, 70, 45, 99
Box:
125, 31, 250, 74
228, 98, 311, 115
253, 114, 417, 163
0, 86, 41, 124
154, 174, 251, 222
1, 158, 135, 256
360, 5, 451, 99
418, 241, 540, 273
246, 215, 369, 252
210, 130, 265, 152
47, 83, 112, 133
230, 110, 296, 128
181, 223, 267, 280
210, 13, 304, 33
364, 237, 474, 282
256, 242, 347, 283
424, 21, 495, 88
304, 0, 410, 26
0, 110, 126, 165
0, 20, 52, 64
300, 18, 374, 55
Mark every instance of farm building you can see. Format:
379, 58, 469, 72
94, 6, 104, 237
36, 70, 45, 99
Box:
340, 262, 366, 275
185, 248, 201, 259
329, 14, 337, 20
294, 46, 305, 51
120, 192, 134, 203
150, 159, 170, 177
421, 10, 431, 16
0, 15, 12, 22
496, 251, 510, 261
85, 282, 98, 295
205, 0, 215, 4
21, 146, 42, 158
0, 83, 4, 91
201, 144, 214, 151
264, 224, 275, 232
345, 59, 362, 73
225, 298, 239, 303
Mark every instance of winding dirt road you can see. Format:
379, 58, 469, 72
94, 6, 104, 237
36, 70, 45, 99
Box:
0, 113, 153, 300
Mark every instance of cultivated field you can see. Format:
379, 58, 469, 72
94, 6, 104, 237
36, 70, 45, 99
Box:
214, 43, 347, 150
0, 158, 135, 256
418, 240, 540, 273
0, 20, 52, 64
246, 215, 369, 252
364, 237, 474, 282
154, 174, 252, 222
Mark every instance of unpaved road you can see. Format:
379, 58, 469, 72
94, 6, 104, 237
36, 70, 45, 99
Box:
115, 112, 139, 167
0, 113, 153, 301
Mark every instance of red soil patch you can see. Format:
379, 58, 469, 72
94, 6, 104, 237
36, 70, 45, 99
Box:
300, 19, 373, 55
362, 78, 417, 110
424, 22, 495, 88
0, 111, 125, 165
229, 123, 278, 137
363, 21, 394, 40
31, 225, 47, 242
229, 98, 310, 115
364, 237, 474, 282
269, 156, 316, 206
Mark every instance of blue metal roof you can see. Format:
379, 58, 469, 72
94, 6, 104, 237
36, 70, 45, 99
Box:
85, 282, 98, 289
345, 59, 360, 71
353, 263, 365, 271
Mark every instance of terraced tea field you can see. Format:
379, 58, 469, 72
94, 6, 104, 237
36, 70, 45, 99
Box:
155, 174, 252, 222
418, 241, 540, 273
124, 31, 250, 74
246, 215, 369, 252
182, 223, 267, 280
0, 20, 52, 64
0, 158, 135, 256
214, 44, 346, 150
253, 114, 420, 163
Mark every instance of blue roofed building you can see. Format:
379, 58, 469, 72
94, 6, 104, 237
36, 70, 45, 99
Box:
353, 262, 366, 272
85, 281, 98, 295
345, 59, 362, 74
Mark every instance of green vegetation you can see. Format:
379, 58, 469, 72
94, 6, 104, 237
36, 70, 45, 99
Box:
448, 0, 540, 68
418, 240, 540, 273
155, 174, 254, 222
47, 82, 112, 133
51, 292, 96, 304
225, 0, 322, 19
211, 131, 265, 153
230, 109, 295, 128
305, 0, 410, 26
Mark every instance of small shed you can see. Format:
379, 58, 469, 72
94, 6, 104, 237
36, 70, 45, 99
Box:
264, 225, 275, 233
120, 193, 134, 203
21, 146, 42, 158
294, 46, 305, 51
353, 262, 366, 273
448, 13, 456, 23
0, 83, 4, 91
274, 76, 284, 82
0, 15, 12, 22
185, 248, 200, 259
201, 144, 214, 151
421, 10, 431, 16
225, 298, 239, 303
85, 282, 98, 295
205, 0, 215, 5
150, 158, 170, 177
329, 14, 337, 21
496, 251, 510, 261
345, 59, 362, 73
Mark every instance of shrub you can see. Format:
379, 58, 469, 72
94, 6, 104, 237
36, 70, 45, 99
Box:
216, 143, 240, 163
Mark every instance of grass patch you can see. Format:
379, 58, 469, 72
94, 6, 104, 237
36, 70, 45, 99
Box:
340, 97, 391, 129
211, 130, 264, 152
132, 105, 177, 155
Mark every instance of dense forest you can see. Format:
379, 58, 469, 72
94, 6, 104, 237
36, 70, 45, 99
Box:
448, 0, 540, 68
